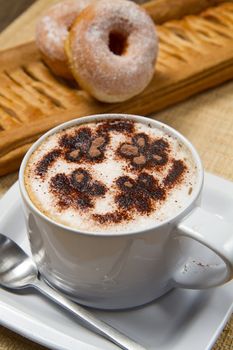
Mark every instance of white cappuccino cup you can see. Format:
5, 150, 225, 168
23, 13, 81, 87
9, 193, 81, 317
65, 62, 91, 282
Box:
19, 114, 233, 309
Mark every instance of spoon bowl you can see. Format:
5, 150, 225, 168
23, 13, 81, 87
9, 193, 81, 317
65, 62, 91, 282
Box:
0, 234, 37, 289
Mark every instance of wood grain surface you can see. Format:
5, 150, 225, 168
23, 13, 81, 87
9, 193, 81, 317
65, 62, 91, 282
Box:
0, 1, 232, 350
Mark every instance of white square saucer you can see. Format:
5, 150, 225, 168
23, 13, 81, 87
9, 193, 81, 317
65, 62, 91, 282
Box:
0, 172, 233, 350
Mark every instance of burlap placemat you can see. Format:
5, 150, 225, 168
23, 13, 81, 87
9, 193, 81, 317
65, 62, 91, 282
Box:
0, 315, 232, 350
0, 80, 233, 349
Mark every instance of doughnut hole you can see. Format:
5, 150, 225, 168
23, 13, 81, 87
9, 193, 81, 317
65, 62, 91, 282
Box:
108, 31, 128, 56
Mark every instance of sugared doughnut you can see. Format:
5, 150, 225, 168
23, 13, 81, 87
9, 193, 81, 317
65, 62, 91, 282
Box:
65, 0, 158, 102
35, 0, 92, 80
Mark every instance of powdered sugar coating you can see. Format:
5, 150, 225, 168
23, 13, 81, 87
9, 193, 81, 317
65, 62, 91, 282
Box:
25, 120, 198, 233
66, 0, 158, 102
35, 0, 92, 78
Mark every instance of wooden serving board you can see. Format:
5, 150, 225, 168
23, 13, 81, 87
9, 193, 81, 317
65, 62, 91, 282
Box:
0, 2, 233, 176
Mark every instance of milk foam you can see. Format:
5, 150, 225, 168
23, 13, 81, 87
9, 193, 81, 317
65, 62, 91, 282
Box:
25, 119, 198, 233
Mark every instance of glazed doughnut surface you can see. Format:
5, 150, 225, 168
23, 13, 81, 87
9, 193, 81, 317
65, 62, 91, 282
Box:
66, 0, 158, 102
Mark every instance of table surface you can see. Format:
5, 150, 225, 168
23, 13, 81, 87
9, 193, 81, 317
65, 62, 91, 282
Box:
0, 1, 232, 349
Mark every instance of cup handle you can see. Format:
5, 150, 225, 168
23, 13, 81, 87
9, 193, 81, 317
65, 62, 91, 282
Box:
172, 207, 233, 289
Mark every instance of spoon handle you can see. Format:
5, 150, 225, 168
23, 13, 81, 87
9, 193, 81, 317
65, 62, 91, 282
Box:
33, 278, 146, 350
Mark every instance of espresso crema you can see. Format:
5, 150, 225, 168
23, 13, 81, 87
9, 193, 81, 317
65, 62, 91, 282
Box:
25, 119, 198, 233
